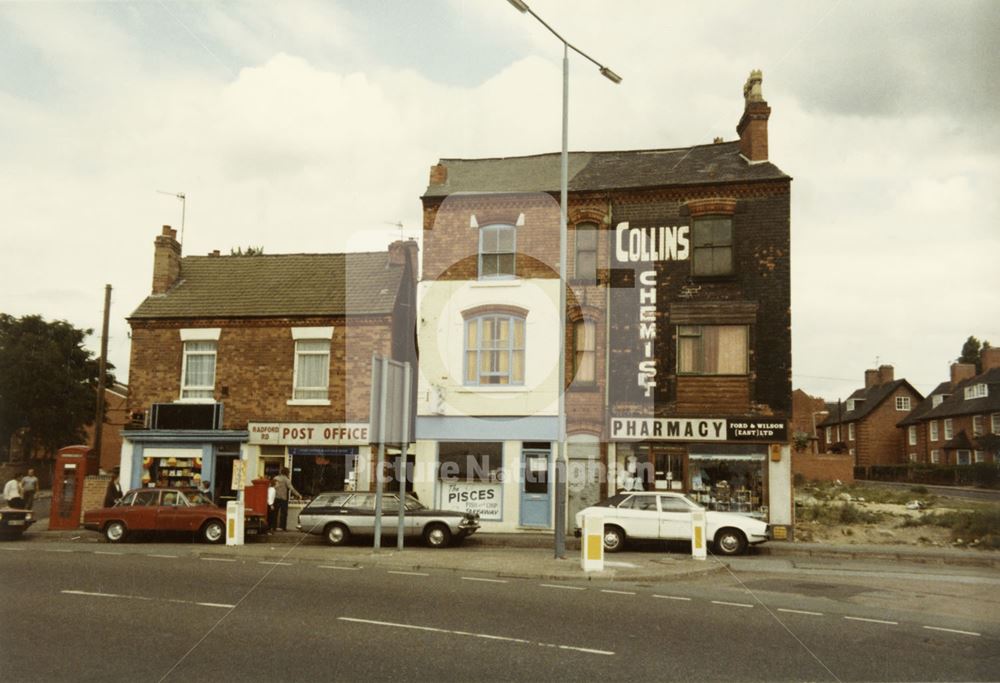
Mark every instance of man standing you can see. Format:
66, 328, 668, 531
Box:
21, 469, 39, 510
3, 474, 24, 509
103, 468, 122, 508
272, 467, 301, 531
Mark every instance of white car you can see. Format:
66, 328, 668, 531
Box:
574, 491, 770, 556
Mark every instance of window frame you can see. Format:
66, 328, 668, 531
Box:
291, 339, 332, 403
676, 324, 748, 376
908, 425, 917, 446
993, 413, 1000, 434
944, 419, 954, 440
956, 450, 972, 466
478, 224, 516, 280
573, 222, 598, 283
691, 215, 734, 278
437, 442, 503, 483
972, 414, 984, 437
895, 396, 911, 411
964, 383, 987, 400
571, 318, 597, 386
930, 420, 939, 442
180, 340, 217, 401
848, 423, 856, 442
930, 449, 942, 464
463, 313, 526, 386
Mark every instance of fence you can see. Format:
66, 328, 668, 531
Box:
856, 463, 1000, 489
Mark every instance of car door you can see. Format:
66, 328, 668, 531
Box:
614, 494, 660, 539
127, 490, 161, 530
342, 493, 376, 534
658, 495, 694, 540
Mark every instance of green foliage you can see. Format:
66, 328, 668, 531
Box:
901, 509, 1000, 549
959, 335, 992, 373
792, 431, 811, 453
230, 245, 264, 256
797, 502, 884, 525
0, 314, 113, 460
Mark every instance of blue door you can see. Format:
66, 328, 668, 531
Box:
519, 448, 551, 527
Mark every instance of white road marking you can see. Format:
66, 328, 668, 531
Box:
653, 594, 692, 601
387, 570, 428, 577
602, 561, 638, 568
61, 590, 234, 610
195, 602, 236, 609
94, 551, 123, 555
601, 589, 636, 596
844, 616, 897, 625
540, 584, 585, 591
338, 617, 614, 656
923, 626, 981, 637
147, 554, 178, 559
0, 546, 25, 551
712, 600, 754, 608
62, 590, 144, 600
778, 608, 824, 616
461, 577, 508, 584
44, 549, 72, 553
200, 557, 236, 562
258, 561, 293, 566
319, 565, 361, 571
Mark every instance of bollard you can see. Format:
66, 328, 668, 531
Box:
226, 500, 245, 546
691, 508, 707, 560
581, 512, 604, 572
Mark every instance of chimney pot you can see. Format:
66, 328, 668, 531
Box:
209, 250, 220, 257
151, 225, 182, 294
736, 69, 771, 162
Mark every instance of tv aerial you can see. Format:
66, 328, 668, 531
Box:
157, 190, 187, 244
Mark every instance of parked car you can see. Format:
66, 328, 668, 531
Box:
574, 491, 770, 556
297, 491, 480, 548
0, 505, 35, 540
83, 488, 266, 544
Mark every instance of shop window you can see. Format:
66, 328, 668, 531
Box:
930, 420, 939, 441
293, 340, 331, 400
688, 455, 765, 513
181, 341, 216, 400
464, 314, 525, 385
438, 442, 502, 482
572, 319, 596, 385
479, 224, 516, 279
677, 325, 747, 375
691, 216, 733, 277
290, 448, 356, 498
574, 222, 598, 282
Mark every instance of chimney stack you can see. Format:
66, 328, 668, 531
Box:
950, 362, 976, 386
429, 163, 448, 186
736, 69, 771, 163
151, 225, 181, 294
864, 369, 880, 389
981, 347, 1000, 372
877, 364, 895, 384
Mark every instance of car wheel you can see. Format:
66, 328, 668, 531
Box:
324, 523, 350, 546
713, 527, 748, 556
603, 525, 625, 553
201, 519, 225, 544
423, 523, 452, 548
105, 521, 128, 543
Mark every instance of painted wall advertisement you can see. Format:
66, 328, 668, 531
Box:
439, 482, 502, 521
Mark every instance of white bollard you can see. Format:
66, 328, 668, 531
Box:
581, 512, 605, 572
225, 500, 245, 546
691, 508, 707, 560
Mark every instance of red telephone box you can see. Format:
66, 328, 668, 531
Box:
49, 445, 98, 530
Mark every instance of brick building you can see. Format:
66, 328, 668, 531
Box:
817, 365, 924, 467
121, 226, 416, 505
897, 349, 1000, 465
414, 70, 794, 533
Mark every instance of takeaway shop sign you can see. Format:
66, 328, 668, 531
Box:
440, 483, 502, 521
248, 422, 369, 446
611, 418, 787, 442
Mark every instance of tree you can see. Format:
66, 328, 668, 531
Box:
959, 335, 992, 374
230, 245, 264, 256
0, 314, 114, 461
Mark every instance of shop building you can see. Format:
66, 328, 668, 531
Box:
121, 226, 417, 508
897, 350, 1000, 465
817, 365, 923, 467
416, 71, 795, 534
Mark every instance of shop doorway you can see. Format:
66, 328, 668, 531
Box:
649, 447, 685, 491
214, 451, 237, 505
519, 446, 551, 527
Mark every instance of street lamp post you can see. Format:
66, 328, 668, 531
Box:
508, 0, 621, 558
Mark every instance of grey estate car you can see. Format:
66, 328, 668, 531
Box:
296, 492, 480, 548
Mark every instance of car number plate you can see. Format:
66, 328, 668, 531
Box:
8, 520, 25, 526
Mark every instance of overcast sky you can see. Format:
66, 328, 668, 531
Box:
1, 0, 997, 402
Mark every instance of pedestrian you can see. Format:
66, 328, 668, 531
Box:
271, 467, 302, 531
266, 479, 277, 532
198, 479, 214, 502
103, 468, 123, 508
21, 468, 39, 510
3, 474, 24, 509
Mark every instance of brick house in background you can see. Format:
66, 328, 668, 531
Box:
83, 382, 129, 473
415, 70, 794, 534
121, 226, 417, 506
790, 388, 830, 452
817, 365, 923, 467
898, 349, 1000, 465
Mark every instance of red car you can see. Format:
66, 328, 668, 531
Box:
83, 488, 266, 544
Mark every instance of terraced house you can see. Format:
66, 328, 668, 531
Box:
898, 349, 1000, 466
413, 71, 795, 535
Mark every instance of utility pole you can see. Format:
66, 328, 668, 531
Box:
93, 285, 112, 463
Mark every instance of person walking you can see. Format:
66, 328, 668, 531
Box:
103, 468, 123, 508
266, 479, 277, 532
3, 474, 24, 509
271, 467, 301, 531
21, 469, 39, 510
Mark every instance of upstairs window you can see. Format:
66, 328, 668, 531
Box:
930, 420, 939, 441
849, 423, 856, 441
932, 394, 945, 408
964, 383, 987, 400
895, 396, 911, 411
677, 325, 747, 375
464, 314, 525, 385
908, 426, 917, 446
691, 217, 733, 277
572, 319, 596, 385
993, 413, 1000, 434
479, 224, 516, 280
181, 341, 217, 400
973, 415, 984, 437
574, 222, 598, 282
944, 419, 954, 440
293, 340, 331, 400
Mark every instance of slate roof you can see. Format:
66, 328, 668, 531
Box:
901, 367, 1000, 424
897, 381, 952, 427
423, 141, 790, 198
129, 252, 405, 320
816, 379, 922, 427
